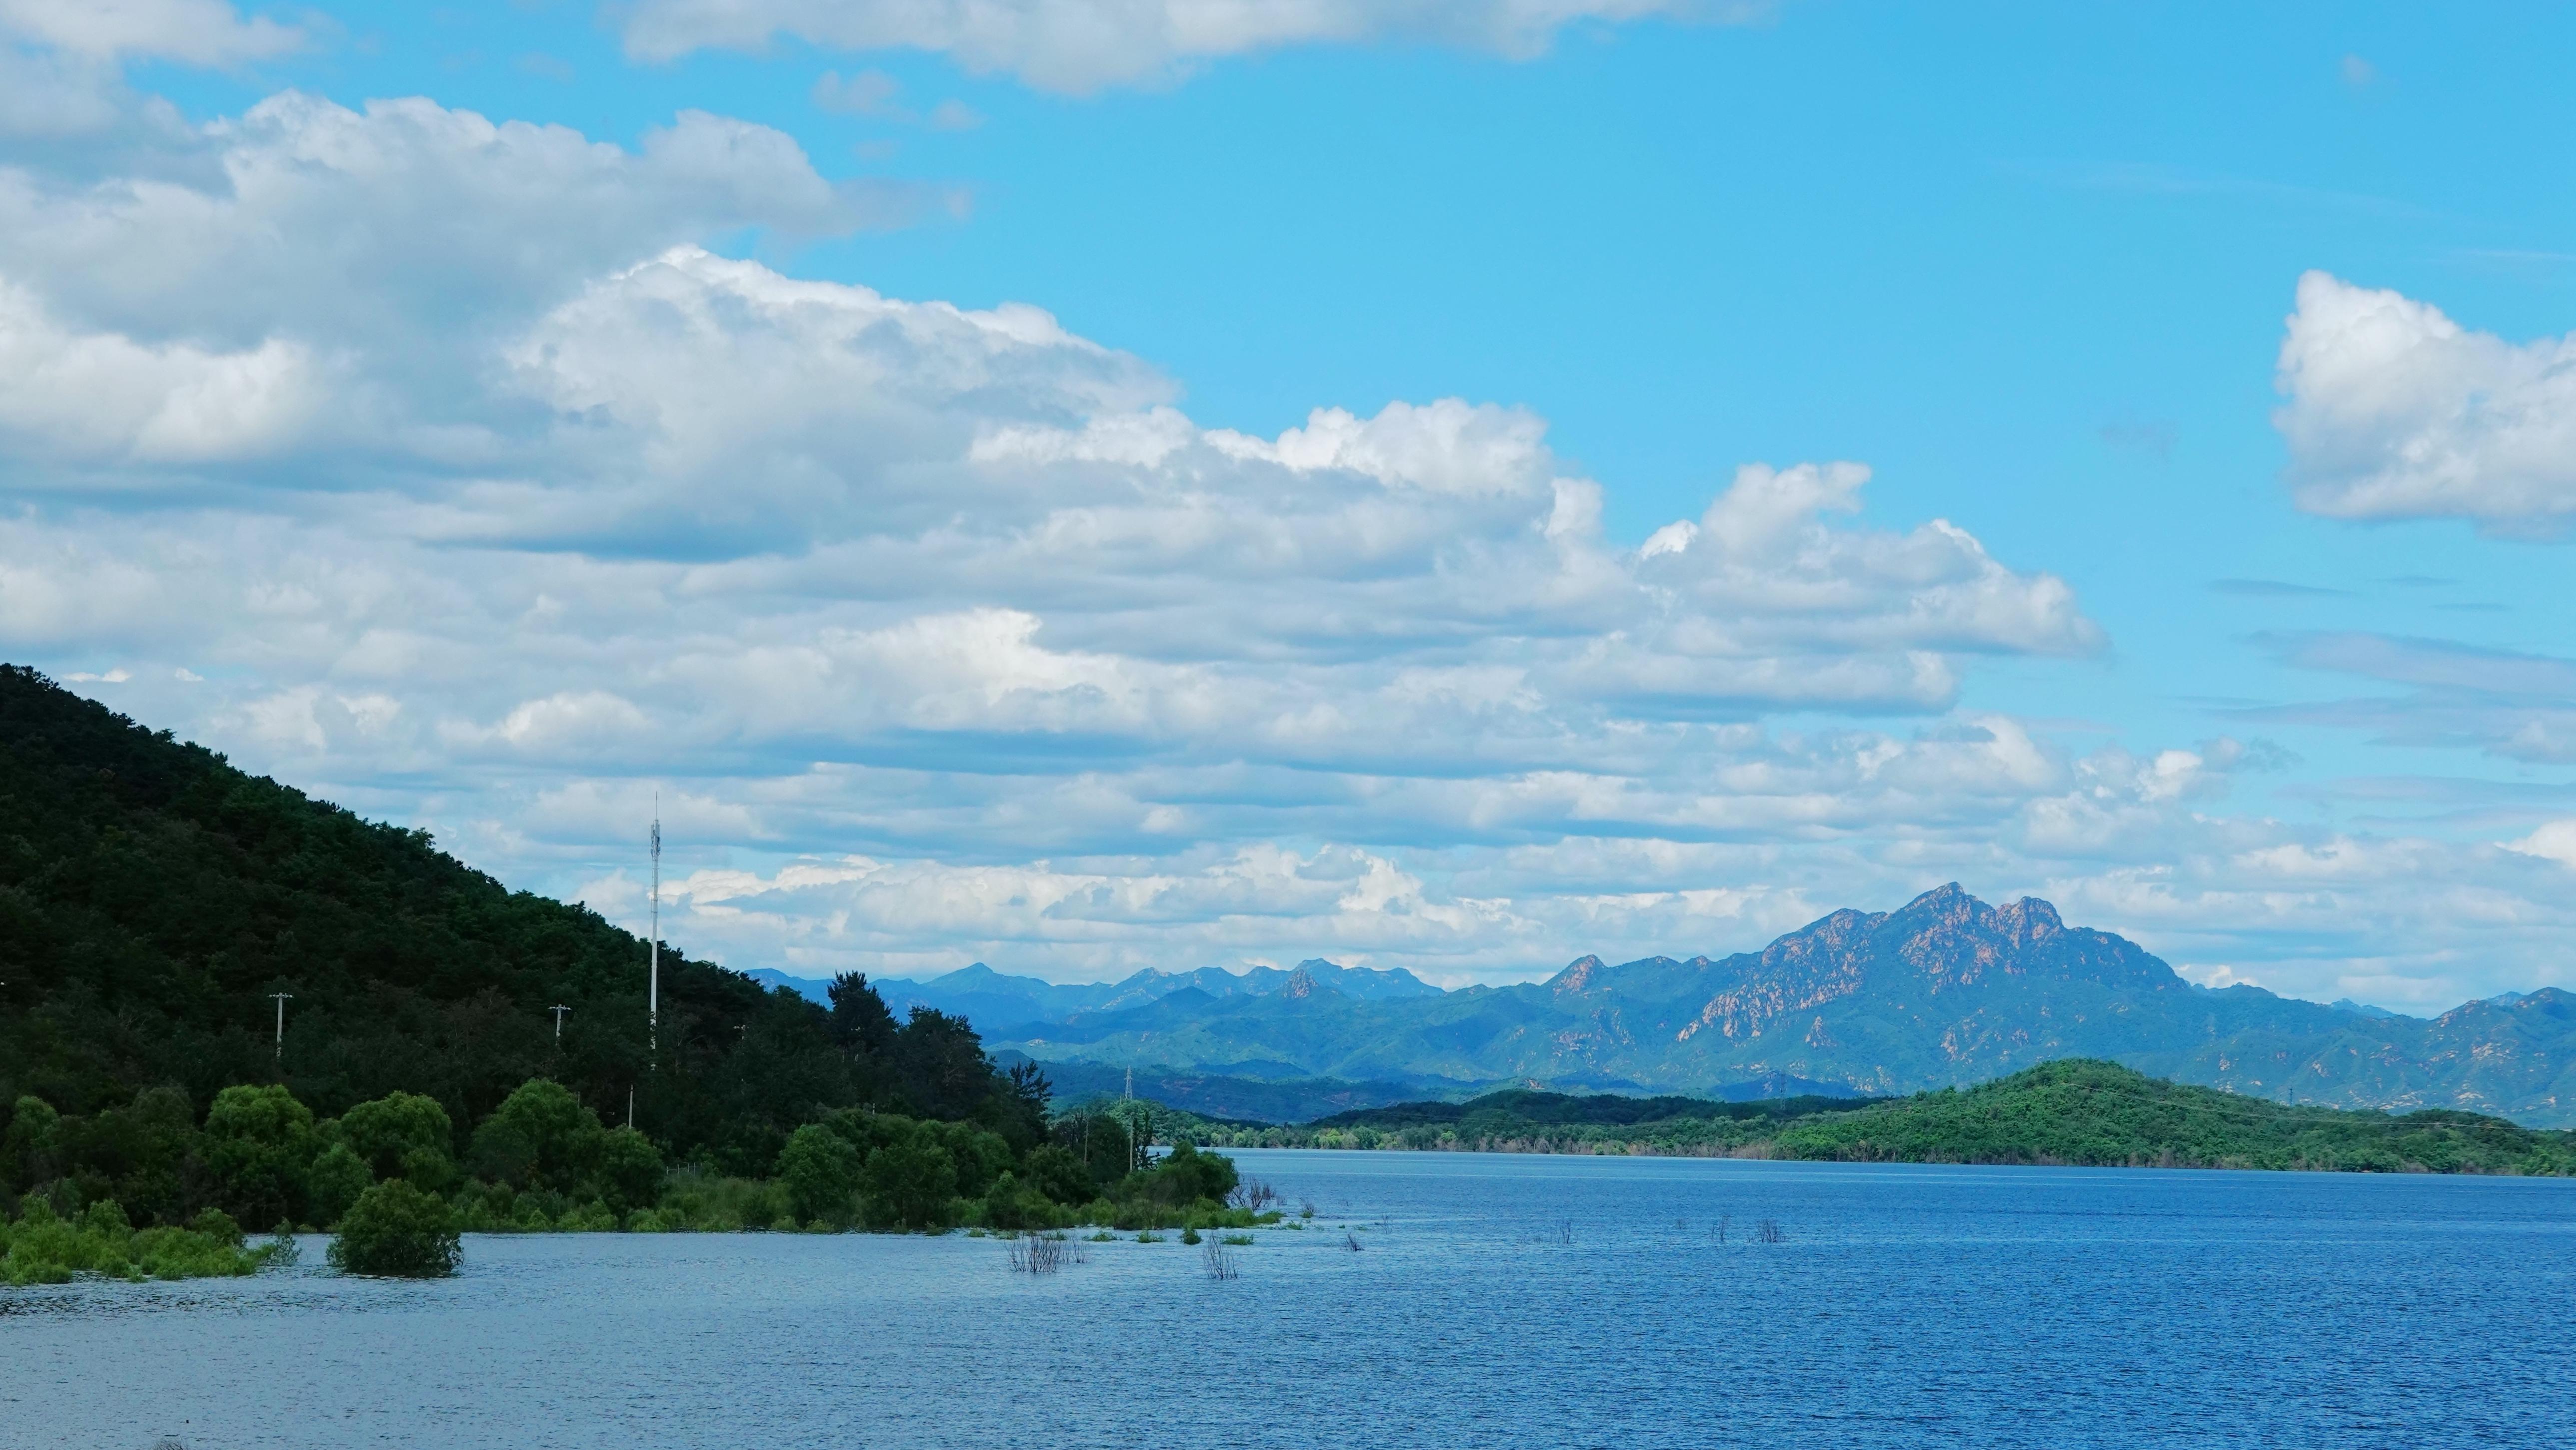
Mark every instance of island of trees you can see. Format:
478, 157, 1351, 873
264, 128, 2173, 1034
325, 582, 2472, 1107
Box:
1198, 1059, 2576, 1175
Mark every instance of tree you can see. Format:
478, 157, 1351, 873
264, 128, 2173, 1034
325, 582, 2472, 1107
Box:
2, 1096, 60, 1192
328, 1180, 461, 1277
997, 1060, 1051, 1153
892, 1008, 993, 1121
305, 1142, 373, 1227
1132, 1140, 1237, 1207
1054, 1109, 1133, 1193
204, 1084, 317, 1226
776, 1123, 863, 1226
52, 1086, 201, 1227
932, 1121, 1013, 1199
827, 973, 897, 1061
863, 1131, 957, 1230
337, 1091, 456, 1189
1021, 1143, 1094, 1205
592, 1125, 664, 1214
468, 1079, 603, 1192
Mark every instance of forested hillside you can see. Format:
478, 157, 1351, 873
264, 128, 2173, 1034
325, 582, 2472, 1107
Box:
0, 666, 1014, 1173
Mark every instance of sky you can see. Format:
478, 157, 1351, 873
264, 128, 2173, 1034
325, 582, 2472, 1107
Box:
5, 1, 2575, 1009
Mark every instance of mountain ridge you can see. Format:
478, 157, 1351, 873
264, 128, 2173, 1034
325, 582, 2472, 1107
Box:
967, 884, 2574, 1126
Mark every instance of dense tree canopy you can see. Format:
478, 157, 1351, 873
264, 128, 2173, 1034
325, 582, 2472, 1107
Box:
0, 666, 1047, 1173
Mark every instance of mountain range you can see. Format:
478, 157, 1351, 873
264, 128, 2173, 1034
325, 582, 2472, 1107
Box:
767, 887, 2576, 1127
747, 957, 1441, 1037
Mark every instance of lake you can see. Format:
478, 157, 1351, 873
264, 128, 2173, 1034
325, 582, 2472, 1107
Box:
4, 1150, 2572, 1449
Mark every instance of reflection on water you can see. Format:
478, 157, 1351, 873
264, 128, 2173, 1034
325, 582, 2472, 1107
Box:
5, 1150, 2573, 1449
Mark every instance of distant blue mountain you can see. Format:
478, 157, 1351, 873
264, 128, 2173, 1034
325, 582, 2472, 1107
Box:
742, 957, 1443, 1037
979, 887, 2576, 1128
742, 891, 2576, 1127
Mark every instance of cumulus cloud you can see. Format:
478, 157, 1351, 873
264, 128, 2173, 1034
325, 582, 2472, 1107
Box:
2275, 270, 2576, 534
619, 0, 1770, 93
6, 88, 2568, 1007
0, 0, 301, 65
0, 277, 321, 462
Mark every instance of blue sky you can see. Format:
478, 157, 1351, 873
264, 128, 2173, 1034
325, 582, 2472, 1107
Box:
7, 1, 2575, 1007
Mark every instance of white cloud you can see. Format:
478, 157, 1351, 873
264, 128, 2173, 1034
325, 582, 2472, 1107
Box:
0, 277, 321, 462
2504, 820, 2576, 870
6, 89, 2571, 1008
0, 0, 300, 65
2275, 270, 2576, 533
619, 0, 1770, 93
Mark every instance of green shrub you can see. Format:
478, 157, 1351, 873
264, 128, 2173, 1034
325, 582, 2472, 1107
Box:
976, 1170, 1060, 1231
1021, 1144, 1094, 1205
337, 1092, 457, 1190
863, 1132, 957, 1230
777, 1124, 864, 1226
557, 1199, 619, 1232
1, 1198, 281, 1284
1134, 1141, 1237, 1206
205, 1085, 319, 1227
652, 1167, 786, 1231
469, 1080, 604, 1193
592, 1126, 665, 1213
931, 1121, 1013, 1198
328, 1180, 462, 1277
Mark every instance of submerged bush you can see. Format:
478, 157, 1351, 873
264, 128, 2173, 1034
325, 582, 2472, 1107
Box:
0, 1199, 285, 1285
328, 1180, 462, 1277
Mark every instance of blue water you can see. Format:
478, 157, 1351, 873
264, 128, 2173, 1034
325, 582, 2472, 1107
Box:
4, 1151, 2572, 1449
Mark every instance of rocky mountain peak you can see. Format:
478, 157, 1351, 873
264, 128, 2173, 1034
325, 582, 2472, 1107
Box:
1550, 955, 1606, 995
1280, 965, 1331, 1000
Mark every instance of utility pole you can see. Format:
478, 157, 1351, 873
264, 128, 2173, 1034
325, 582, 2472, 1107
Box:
269, 992, 292, 1062
648, 798, 661, 1071
550, 1004, 570, 1042
1121, 1066, 1153, 1174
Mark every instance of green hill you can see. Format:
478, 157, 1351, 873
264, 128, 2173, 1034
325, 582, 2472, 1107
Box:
0, 665, 858, 1170
1768, 1060, 2576, 1173
1212, 1062, 2576, 1174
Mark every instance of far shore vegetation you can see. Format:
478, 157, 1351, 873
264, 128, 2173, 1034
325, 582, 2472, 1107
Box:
1194, 1060, 2576, 1176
